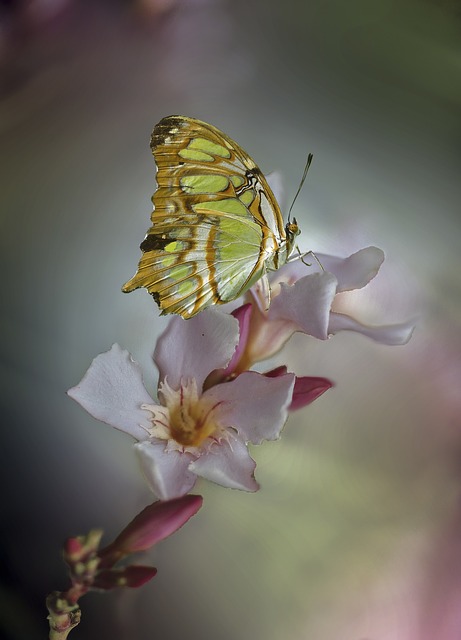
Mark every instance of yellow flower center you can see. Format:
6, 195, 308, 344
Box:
160, 378, 222, 448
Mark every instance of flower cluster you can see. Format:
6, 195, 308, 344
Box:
68, 246, 414, 501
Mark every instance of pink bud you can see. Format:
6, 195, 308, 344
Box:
289, 376, 333, 411
93, 566, 157, 590
264, 368, 334, 411
63, 530, 103, 564
99, 495, 203, 566
264, 365, 288, 378
64, 537, 84, 559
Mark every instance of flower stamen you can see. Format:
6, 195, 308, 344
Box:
158, 379, 224, 448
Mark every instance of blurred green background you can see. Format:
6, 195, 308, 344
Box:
1, 0, 461, 638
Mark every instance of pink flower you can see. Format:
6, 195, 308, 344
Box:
213, 303, 333, 411
68, 310, 296, 500
231, 247, 415, 371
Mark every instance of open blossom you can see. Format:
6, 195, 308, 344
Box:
68, 309, 312, 501
232, 246, 415, 371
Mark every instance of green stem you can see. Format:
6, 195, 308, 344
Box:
46, 591, 84, 640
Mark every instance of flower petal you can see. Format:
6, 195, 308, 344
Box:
204, 371, 295, 444
67, 344, 154, 440
223, 303, 252, 377
328, 312, 416, 345
269, 271, 338, 339
134, 441, 197, 500
154, 308, 239, 390
289, 376, 334, 411
189, 438, 258, 492
316, 246, 385, 292
269, 257, 307, 285
235, 306, 297, 368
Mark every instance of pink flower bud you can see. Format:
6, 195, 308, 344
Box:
64, 537, 84, 560
265, 367, 333, 411
63, 530, 103, 564
99, 495, 202, 566
93, 565, 158, 590
289, 376, 333, 411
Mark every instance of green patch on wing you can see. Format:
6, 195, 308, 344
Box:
170, 264, 195, 281
165, 240, 187, 252
194, 198, 249, 217
239, 190, 255, 206
161, 255, 176, 268
180, 175, 229, 194
179, 148, 214, 162
177, 280, 196, 296
188, 137, 231, 158
201, 212, 264, 302
230, 175, 245, 188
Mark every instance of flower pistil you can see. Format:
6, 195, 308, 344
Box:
147, 378, 224, 449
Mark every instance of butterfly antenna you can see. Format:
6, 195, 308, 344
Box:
287, 153, 313, 223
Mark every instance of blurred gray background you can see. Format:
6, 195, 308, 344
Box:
1, 0, 461, 638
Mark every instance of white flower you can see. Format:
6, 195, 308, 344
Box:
68, 309, 295, 501
233, 247, 415, 371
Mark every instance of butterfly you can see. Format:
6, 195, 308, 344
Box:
122, 115, 301, 319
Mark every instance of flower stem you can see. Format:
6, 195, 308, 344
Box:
46, 591, 82, 639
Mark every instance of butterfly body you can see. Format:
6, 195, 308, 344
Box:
122, 115, 300, 318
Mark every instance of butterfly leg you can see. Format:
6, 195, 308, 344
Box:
287, 247, 325, 271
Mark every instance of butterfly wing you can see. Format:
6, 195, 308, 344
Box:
122, 115, 285, 318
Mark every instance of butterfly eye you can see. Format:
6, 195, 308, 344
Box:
286, 221, 300, 237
